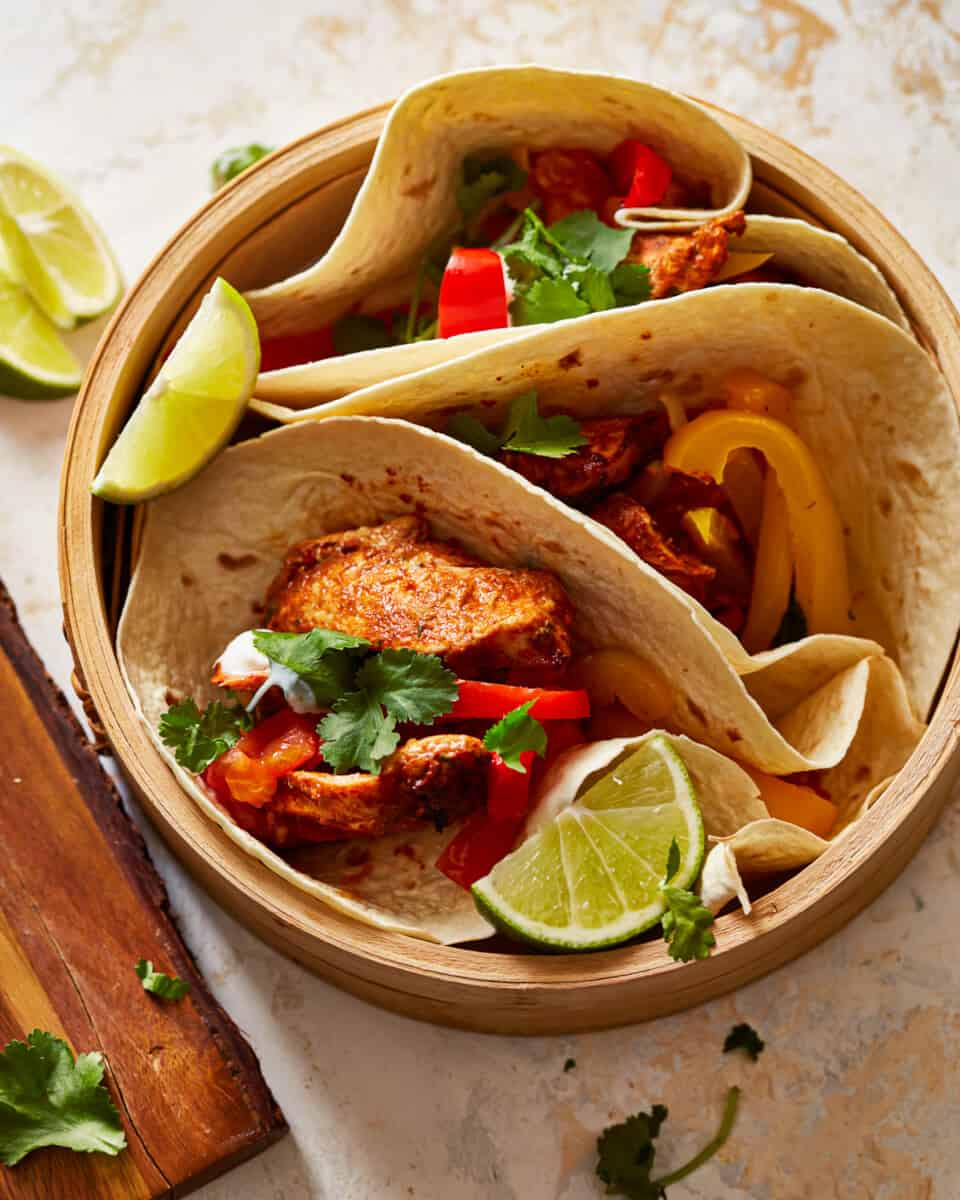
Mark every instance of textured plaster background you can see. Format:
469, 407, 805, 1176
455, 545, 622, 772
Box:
2, 1, 960, 1197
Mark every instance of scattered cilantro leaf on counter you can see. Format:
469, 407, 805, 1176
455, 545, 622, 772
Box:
158, 698, 252, 773
457, 154, 527, 222
318, 690, 402, 775
253, 628, 370, 705
661, 885, 716, 963
331, 314, 398, 356
0, 1031, 127, 1166
563, 1057, 577, 1073
135, 960, 190, 1001
355, 650, 458, 725
596, 1087, 740, 1198
548, 210, 634, 274
445, 390, 586, 461
210, 143, 273, 190
501, 391, 588, 458
318, 649, 457, 775
511, 277, 590, 326
723, 1023, 764, 1062
483, 700, 547, 771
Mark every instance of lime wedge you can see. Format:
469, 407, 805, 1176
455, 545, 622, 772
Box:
91, 278, 259, 503
0, 145, 121, 327
472, 735, 704, 950
0, 238, 82, 399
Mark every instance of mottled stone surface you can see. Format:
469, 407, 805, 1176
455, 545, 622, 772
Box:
2, 2, 958, 1196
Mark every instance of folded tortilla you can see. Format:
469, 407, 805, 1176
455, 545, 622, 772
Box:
245, 65, 752, 339
118, 417, 926, 940
250, 286, 959, 722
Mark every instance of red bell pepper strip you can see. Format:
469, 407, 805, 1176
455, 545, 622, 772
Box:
437, 247, 509, 338
449, 680, 590, 721
435, 809, 525, 889
487, 751, 535, 822
609, 139, 672, 208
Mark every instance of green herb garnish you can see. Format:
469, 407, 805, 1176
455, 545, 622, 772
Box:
660, 837, 716, 963
135, 960, 190, 1001
210, 143, 273, 190
482, 700, 547, 771
252, 628, 369, 705
596, 1086, 740, 1198
331, 314, 397, 356
0, 1031, 127, 1166
445, 390, 587, 460
457, 154, 527, 223
723, 1023, 764, 1062
158, 698, 253, 773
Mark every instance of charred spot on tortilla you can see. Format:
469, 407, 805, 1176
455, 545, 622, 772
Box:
180, 574, 194, 588
558, 350, 583, 370
401, 174, 437, 200
340, 473, 356, 484
218, 552, 258, 570
586, 378, 600, 388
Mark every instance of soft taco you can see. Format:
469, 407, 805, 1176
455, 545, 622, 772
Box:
117, 418, 925, 946
251, 285, 960, 725
244, 66, 905, 407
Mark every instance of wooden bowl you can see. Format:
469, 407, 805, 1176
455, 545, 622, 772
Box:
59, 101, 960, 1035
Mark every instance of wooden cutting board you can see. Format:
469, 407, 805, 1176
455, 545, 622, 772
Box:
0, 583, 286, 1198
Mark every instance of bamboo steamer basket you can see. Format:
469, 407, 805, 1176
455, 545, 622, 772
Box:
59, 100, 960, 1035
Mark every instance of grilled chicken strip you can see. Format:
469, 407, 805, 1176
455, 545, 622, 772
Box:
627, 211, 747, 300
266, 516, 574, 677
224, 734, 490, 847
500, 412, 669, 503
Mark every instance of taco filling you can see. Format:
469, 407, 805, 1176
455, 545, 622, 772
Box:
259, 143, 773, 373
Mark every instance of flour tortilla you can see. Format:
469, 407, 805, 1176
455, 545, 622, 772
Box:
251, 286, 959, 722
250, 214, 908, 410
246, 65, 751, 339
118, 418, 924, 940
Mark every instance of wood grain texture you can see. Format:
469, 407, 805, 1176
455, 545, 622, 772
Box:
58, 103, 960, 1035
0, 584, 285, 1197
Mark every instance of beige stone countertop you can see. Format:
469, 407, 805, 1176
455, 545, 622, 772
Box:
3, 2, 959, 1196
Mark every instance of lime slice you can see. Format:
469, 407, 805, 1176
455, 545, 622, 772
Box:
0, 238, 82, 399
91, 278, 259, 503
472, 734, 704, 950
0, 145, 122, 327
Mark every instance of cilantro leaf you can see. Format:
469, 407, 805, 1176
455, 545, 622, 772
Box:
596, 1087, 740, 1198
318, 690, 401, 775
135, 959, 190, 1001
610, 262, 652, 306
661, 885, 716, 962
355, 649, 458, 725
210, 143, 272, 190
158, 698, 252, 773
457, 154, 527, 221
483, 700, 547, 771
664, 837, 681, 884
511, 276, 590, 326
332, 315, 397, 355
0, 1030, 127, 1166
252, 628, 369, 705
567, 264, 616, 312
549, 210, 634, 273
501, 209, 570, 279
445, 413, 504, 456
502, 392, 588, 458
723, 1023, 764, 1062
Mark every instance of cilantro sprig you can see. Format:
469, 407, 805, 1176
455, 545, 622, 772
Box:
252, 628, 369, 705
135, 960, 190, 1002
0, 1031, 127, 1166
723, 1023, 764, 1062
501, 207, 651, 325
660, 838, 716, 963
482, 700, 547, 771
446, 390, 587, 460
457, 153, 527, 223
159, 697, 253, 774
596, 1086, 740, 1198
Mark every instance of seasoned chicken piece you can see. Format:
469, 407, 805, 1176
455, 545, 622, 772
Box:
499, 412, 669, 503
627, 211, 747, 299
266, 516, 574, 678
589, 492, 716, 605
224, 735, 489, 847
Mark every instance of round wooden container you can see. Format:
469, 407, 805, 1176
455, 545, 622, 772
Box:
59, 101, 960, 1035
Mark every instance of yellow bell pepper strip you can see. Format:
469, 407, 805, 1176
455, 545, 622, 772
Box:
742, 766, 837, 839
721, 367, 794, 421
663, 410, 851, 636
740, 472, 793, 652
